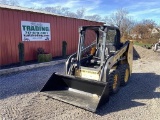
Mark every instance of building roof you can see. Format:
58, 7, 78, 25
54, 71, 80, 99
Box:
0, 4, 104, 24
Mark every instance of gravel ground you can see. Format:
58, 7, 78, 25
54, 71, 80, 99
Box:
0, 46, 160, 120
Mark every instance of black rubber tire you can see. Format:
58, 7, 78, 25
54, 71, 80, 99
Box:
108, 70, 120, 94
118, 64, 130, 86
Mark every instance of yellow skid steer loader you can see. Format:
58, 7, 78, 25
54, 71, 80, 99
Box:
40, 26, 133, 112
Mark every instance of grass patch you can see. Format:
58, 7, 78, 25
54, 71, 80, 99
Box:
133, 40, 153, 49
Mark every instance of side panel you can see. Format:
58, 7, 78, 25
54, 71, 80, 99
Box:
127, 41, 133, 74
102, 42, 129, 82
113, 45, 128, 63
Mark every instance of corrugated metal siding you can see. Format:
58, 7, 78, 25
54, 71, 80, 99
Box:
0, 8, 103, 66
0, 8, 2, 66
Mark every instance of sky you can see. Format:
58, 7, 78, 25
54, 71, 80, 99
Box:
18, 0, 160, 24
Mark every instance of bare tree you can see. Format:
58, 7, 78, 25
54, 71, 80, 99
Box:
121, 17, 135, 38
43, 6, 70, 16
0, 0, 19, 6
76, 8, 85, 19
9, 0, 19, 6
53, 6, 69, 15
42, 6, 87, 19
104, 8, 135, 38
41, 6, 103, 21
142, 19, 156, 30
67, 12, 78, 18
84, 14, 102, 22
44, 7, 58, 13
105, 8, 128, 28
0, 0, 9, 4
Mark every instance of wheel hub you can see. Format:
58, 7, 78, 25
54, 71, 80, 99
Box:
124, 69, 129, 82
113, 74, 118, 89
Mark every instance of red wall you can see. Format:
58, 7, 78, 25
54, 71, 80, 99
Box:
0, 8, 103, 66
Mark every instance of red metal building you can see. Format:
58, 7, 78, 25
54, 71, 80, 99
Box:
0, 4, 103, 66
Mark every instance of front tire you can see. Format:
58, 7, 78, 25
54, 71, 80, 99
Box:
118, 64, 130, 86
108, 70, 120, 94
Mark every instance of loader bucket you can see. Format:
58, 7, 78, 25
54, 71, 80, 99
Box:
40, 73, 109, 112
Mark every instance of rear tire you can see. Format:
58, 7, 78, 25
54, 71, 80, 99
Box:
118, 64, 130, 86
108, 70, 120, 94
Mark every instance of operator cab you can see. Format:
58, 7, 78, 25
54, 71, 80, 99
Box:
78, 26, 121, 68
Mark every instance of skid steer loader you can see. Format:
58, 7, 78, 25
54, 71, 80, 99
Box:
40, 26, 133, 112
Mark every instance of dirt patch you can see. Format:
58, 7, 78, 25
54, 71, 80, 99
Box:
133, 45, 160, 60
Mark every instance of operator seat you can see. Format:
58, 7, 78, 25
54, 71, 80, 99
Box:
90, 43, 102, 65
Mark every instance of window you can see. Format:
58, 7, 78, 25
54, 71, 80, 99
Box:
106, 29, 116, 45
80, 29, 97, 58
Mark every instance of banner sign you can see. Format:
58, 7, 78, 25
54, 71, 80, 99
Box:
21, 21, 51, 41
